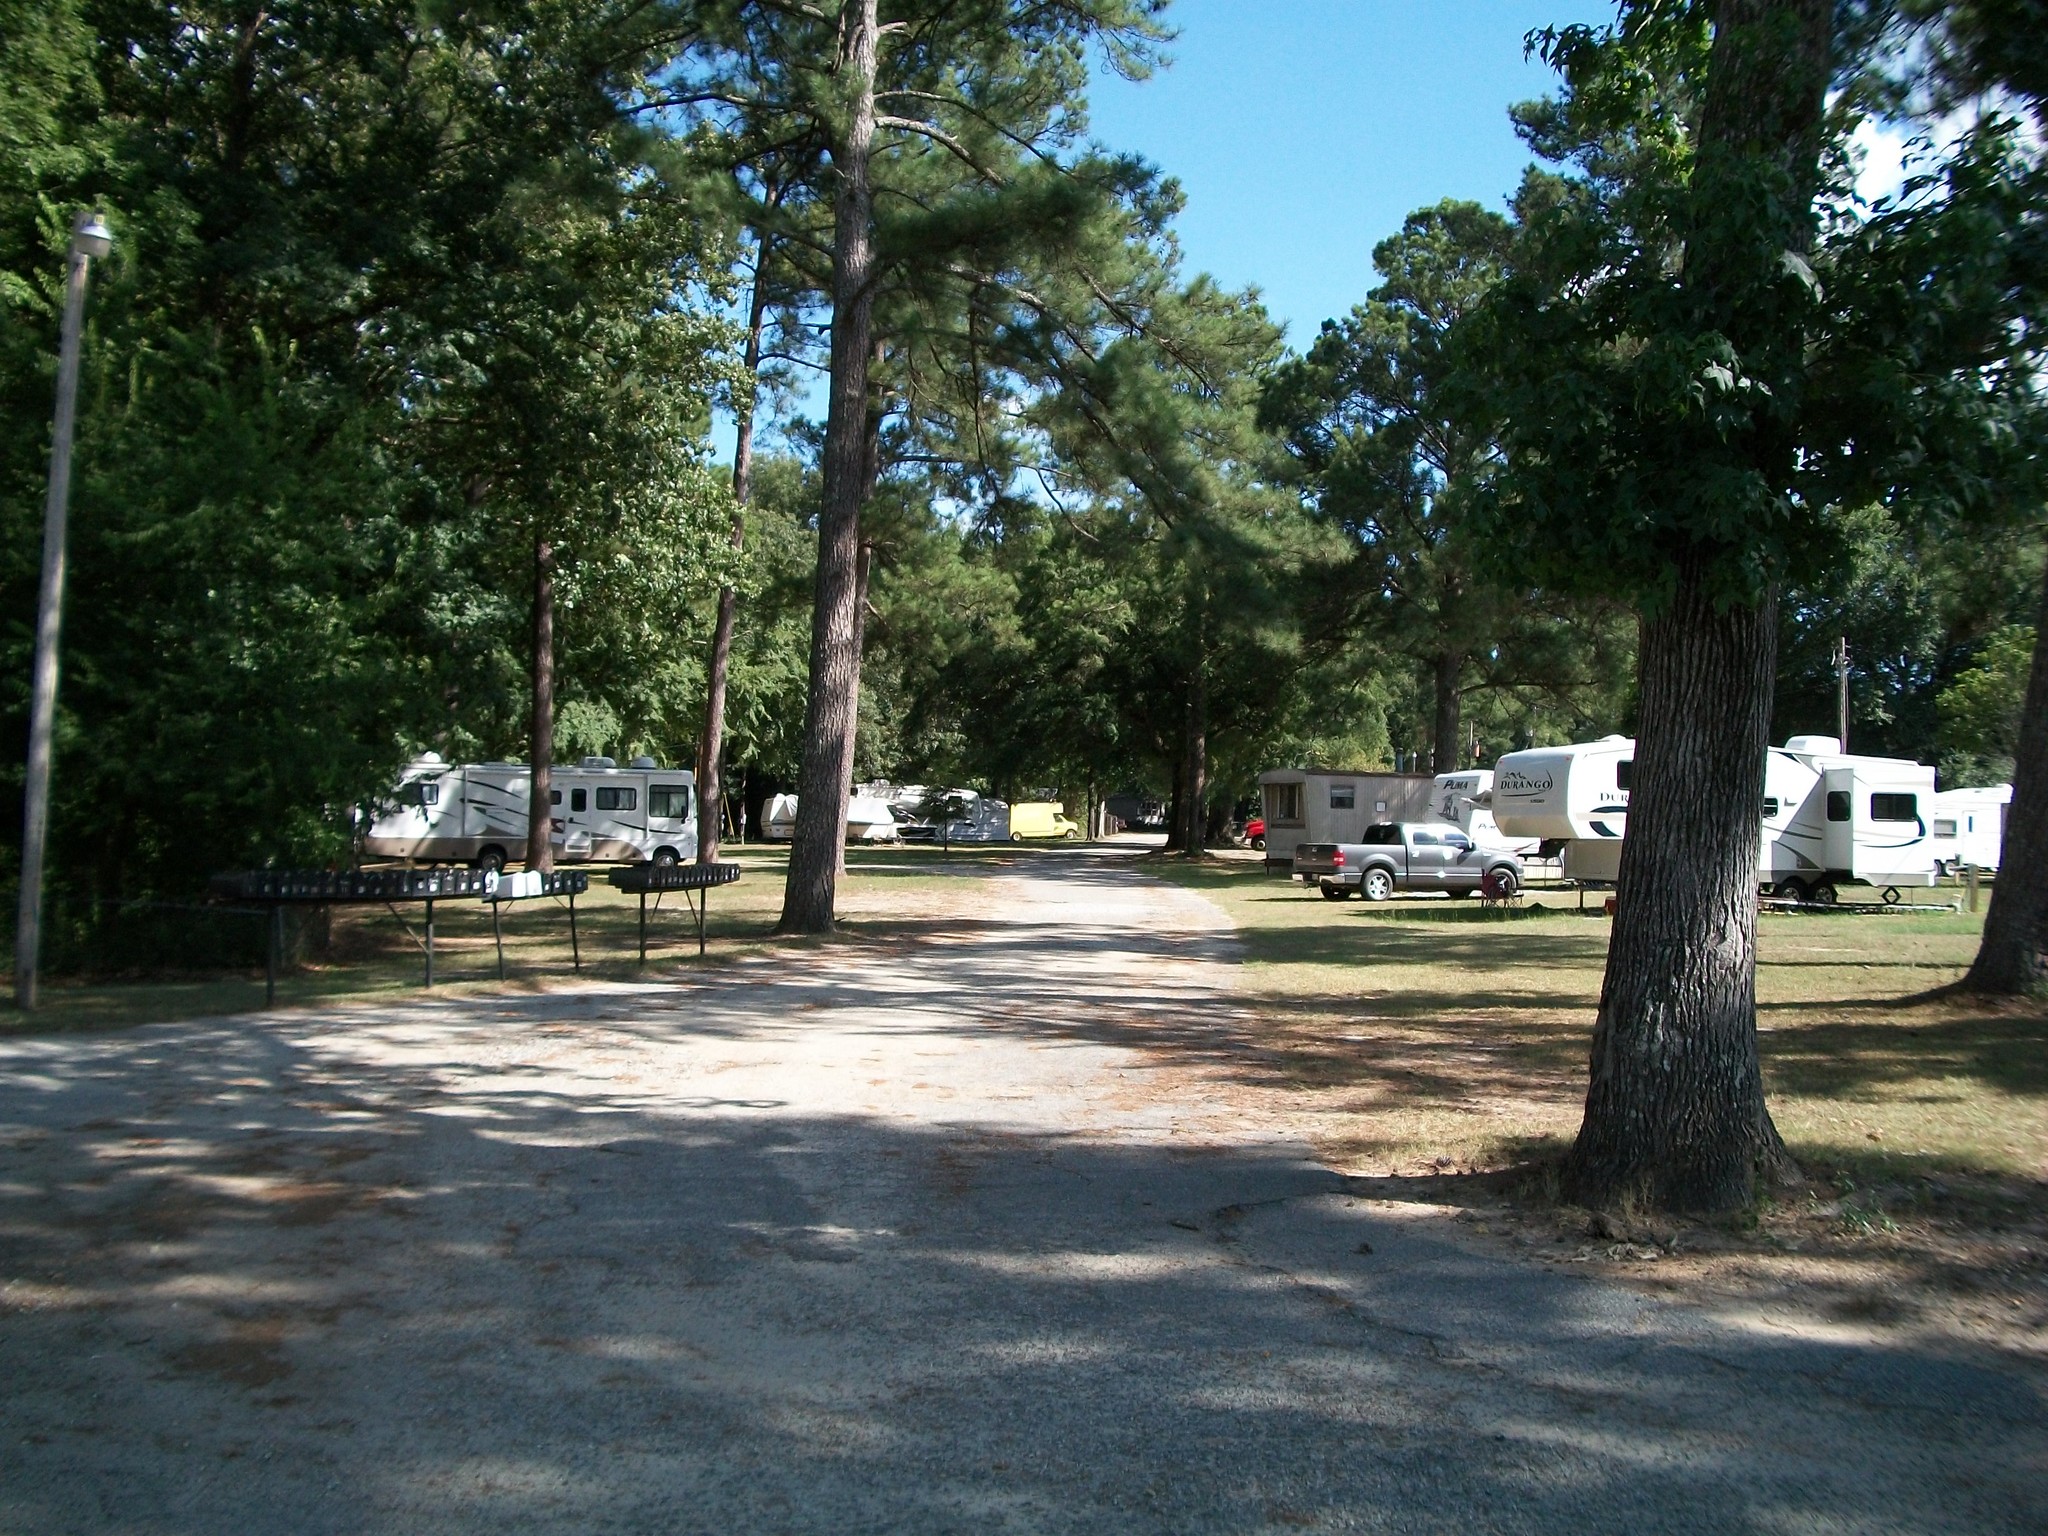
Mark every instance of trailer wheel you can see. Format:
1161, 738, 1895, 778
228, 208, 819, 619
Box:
1362, 868, 1395, 903
1809, 882, 1839, 907
474, 846, 507, 875
652, 847, 680, 869
1774, 878, 1807, 902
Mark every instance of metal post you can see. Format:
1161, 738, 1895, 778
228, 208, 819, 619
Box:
694, 886, 706, 957
14, 212, 110, 1012
568, 891, 580, 971
638, 890, 647, 965
492, 898, 505, 981
1834, 636, 1851, 751
424, 897, 435, 986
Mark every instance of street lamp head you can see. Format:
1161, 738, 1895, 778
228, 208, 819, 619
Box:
70, 210, 113, 261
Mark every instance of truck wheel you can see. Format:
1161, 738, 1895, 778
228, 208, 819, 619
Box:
1362, 868, 1394, 903
1251, 836, 1265, 851
1484, 867, 1519, 899
474, 846, 507, 875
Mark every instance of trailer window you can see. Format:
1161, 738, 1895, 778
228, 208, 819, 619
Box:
1761, 797, 1779, 818
1871, 793, 1918, 823
1615, 759, 1634, 791
1934, 818, 1958, 838
650, 785, 691, 819
1264, 782, 1304, 825
571, 788, 588, 813
595, 787, 636, 812
1826, 791, 1850, 822
1329, 783, 1355, 810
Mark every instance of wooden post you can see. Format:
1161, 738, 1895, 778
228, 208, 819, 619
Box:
569, 891, 580, 971
424, 898, 435, 987
492, 898, 505, 981
266, 904, 281, 1009
638, 890, 647, 965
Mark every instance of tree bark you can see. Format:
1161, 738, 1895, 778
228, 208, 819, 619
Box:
779, 0, 878, 934
1962, 568, 2048, 993
837, 539, 873, 879
697, 235, 775, 863
1432, 650, 1463, 775
526, 531, 556, 873
1562, 567, 1794, 1209
1181, 666, 1208, 858
1561, 0, 1830, 1212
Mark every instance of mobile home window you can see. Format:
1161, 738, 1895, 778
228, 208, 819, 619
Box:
1265, 782, 1304, 824
1871, 792, 1918, 823
571, 788, 588, 813
1615, 759, 1634, 791
650, 785, 691, 819
595, 787, 636, 811
1826, 791, 1851, 822
1329, 783, 1355, 810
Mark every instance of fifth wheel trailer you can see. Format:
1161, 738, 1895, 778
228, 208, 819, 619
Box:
1491, 734, 1936, 897
361, 754, 698, 869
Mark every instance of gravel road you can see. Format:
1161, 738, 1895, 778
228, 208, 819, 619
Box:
2, 853, 2043, 1533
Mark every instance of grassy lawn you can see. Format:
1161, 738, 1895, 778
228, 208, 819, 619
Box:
0, 842, 1020, 1034
1152, 857, 2046, 1187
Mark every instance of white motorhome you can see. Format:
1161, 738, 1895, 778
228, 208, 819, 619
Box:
1930, 784, 2011, 873
1257, 769, 1436, 870
760, 791, 904, 843
1428, 770, 1540, 856
1492, 734, 1937, 897
362, 755, 698, 870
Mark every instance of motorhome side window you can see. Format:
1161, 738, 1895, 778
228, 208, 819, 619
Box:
413, 781, 440, 807
1615, 759, 1634, 791
650, 785, 691, 819
550, 790, 562, 806
1826, 791, 1851, 822
1266, 783, 1304, 824
1871, 793, 1918, 822
1329, 784, 1355, 810
571, 789, 588, 813
595, 787, 636, 812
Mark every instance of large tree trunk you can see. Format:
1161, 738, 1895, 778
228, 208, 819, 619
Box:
1432, 650, 1463, 775
526, 531, 556, 874
779, 0, 878, 933
1561, 0, 1830, 1212
1962, 569, 2048, 993
696, 236, 774, 863
1181, 666, 1208, 858
1562, 569, 1794, 1209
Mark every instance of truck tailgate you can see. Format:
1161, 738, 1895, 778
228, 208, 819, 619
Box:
1292, 842, 1347, 878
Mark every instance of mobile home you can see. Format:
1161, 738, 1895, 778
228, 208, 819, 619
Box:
1929, 783, 2010, 873
1257, 769, 1436, 870
1491, 734, 1937, 895
362, 755, 697, 869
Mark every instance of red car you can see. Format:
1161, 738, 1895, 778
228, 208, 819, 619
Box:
1244, 816, 1265, 850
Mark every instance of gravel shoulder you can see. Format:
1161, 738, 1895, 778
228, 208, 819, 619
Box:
2, 852, 2043, 1534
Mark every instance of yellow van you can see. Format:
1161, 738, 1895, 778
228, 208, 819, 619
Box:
1008, 801, 1080, 840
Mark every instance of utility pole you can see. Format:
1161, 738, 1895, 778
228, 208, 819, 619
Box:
1833, 636, 1850, 752
15, 211, 113, 1011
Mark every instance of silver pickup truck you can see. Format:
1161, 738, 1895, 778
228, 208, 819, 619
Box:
1294, 822, 1523, 901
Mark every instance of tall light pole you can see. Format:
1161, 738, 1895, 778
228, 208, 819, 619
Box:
14, 209, 112, 1011
1832, 636, 1851, 753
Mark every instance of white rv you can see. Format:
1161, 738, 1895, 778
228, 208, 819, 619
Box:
1929, 784, 2011, 873
1428, 770, 1540, 856
1492, 734, 1937, 897
362, 754, 698, 870
1257, 769, 1437, 870
760, 791, 903, 843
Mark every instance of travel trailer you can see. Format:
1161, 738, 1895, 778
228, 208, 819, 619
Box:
1427, 770, 1540, 856
1492, 734, 1937, 897
760, 792, 902, 843
1930, 784, 2011, 873
1257, 769, 1436, 870
362, 755, 697, 870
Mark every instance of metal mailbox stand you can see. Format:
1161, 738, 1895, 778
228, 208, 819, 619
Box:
607, 863, 742, 963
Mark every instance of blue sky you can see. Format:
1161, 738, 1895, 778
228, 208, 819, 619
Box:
1087, 0, 1617, 345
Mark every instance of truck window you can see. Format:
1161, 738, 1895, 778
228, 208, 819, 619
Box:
650, 785, 691, 819
596, 787, 636, 811
1871, 793, 1918, 823
1444, 832, 1471, 851
1362, 824, 1400, 845
571, 788, 588, 813
1826, 791, 1850, 822
1329, 784, 1355, 809
1410, 828, 1440, 846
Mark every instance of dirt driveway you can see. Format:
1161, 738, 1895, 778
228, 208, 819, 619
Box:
2, 853, 2043, 1533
